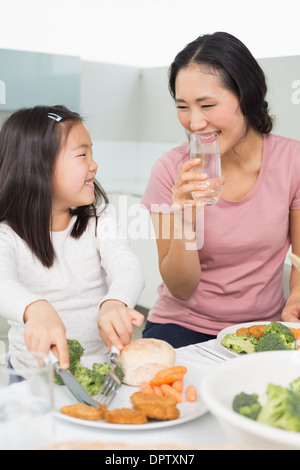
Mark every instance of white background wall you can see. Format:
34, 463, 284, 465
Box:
1, 0, 300, 67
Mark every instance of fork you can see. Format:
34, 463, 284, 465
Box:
95, 345, 122, 406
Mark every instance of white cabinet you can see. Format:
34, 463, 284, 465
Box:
108, 192, 162, 310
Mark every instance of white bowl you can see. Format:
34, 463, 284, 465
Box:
200, 350, 300, 450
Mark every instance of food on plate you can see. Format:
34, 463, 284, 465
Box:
60, 403, 105, 421
160, 384, 183, 403
233, 376, 300, 432
54, 339, 84, 385
222, 322, 298, 355
130, 391, 180, 421
186, 385, 198, 403
236, 324, 266, 339
149, 365, 187, 386
54, 338, 123, 395
138, 365, 197, 403
232, 392, 262, 420
221, 333, 258, 354
118, 338, 175, 386
105, 408, 148, 425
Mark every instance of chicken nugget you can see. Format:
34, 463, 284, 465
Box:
130, 391, 177, 408
130, 391, 179, 421
135, 403, 180, 421
236, 327, 251, 337
105, 408, 148, 425
60, 403, 104, 421
248, 324, 267, 339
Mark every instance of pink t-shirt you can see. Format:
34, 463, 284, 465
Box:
141, 134, 300, 335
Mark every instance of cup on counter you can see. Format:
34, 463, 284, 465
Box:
0, 350, 54, 450
190, 131, 222, 205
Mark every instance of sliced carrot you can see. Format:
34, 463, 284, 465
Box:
161, 383, 183, 403
172, 380, 184, 393
139, 381, 154, 394
289, 327, 300, 340
152, 385, 163, 396
150, 372, 185, 386
186, 385, 197, 402
155, 366, 188, 379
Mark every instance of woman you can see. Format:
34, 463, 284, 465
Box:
141, 32, 300, 348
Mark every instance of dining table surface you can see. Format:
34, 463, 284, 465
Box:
49, 339, 235, 450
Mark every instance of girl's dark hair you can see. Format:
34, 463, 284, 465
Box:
0, 105, 108, 268
168, 31, 273, 134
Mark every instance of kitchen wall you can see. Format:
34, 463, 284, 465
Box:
79, 55, 300, 194
79, 61, 185, 189
2, 49, 299, 191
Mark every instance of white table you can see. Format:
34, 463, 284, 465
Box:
52, 340, 234, 449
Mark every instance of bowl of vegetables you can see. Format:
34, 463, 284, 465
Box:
200, 350, 300, 449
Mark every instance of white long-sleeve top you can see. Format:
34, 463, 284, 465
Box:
0, 208, 145, 357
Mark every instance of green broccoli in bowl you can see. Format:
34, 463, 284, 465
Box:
233, 377, 300, 433
232, 392, 262, 420
257, 383, 300, 432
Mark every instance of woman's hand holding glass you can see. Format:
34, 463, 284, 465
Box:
172, 158, 209, 210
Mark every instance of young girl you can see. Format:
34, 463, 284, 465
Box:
142, 32, 300, 347
0, 105, 145, 368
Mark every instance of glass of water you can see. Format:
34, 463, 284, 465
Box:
190, 131, 222, 205
0, 350, 54, 450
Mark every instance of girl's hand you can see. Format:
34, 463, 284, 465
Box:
24, 300, 69, 369
98, 300, 145, 350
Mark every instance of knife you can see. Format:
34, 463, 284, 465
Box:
49, 350, 100, 410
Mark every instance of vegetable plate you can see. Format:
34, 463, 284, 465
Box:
217, 321, 300, 357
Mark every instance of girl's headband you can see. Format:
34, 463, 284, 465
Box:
48, 113, 62, 122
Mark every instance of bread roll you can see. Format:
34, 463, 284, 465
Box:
118, 338, 176, 386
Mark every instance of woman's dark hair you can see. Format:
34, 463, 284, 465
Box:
0, 105, 108, 268
168, 31, 273, 134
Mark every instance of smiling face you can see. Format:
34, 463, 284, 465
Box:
175, 64, 248, 157
52, 122, 98, 217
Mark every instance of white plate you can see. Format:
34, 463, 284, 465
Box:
217, 321, 300, 357
54, 359, 207, 431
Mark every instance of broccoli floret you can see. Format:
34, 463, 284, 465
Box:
93, 362, 124, 383
255, 332, 292, 352
290, 377, 300, 396
263, 322, 296, 349
74, 363, 104, 396
257, 383, 300, 432
115, 364, 125, 383
54, 338, 85, 385
92, 362, 110, 376
54, 339, 124, 394
67, 339, 85, 374
221, 333, 257, 354
232, 392, 262, 420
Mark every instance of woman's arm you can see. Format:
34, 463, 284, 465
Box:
281, 210, 300, 322
150, 158, 208, 300
151, 211, 201, 300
